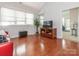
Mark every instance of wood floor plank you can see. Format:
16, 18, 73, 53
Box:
11, 35, 79, 56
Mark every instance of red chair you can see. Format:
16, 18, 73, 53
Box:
0, 42, 13, 56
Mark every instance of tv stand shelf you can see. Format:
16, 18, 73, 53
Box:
40, 28, 57, 39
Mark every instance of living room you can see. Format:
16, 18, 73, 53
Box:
0, 2, 79, 56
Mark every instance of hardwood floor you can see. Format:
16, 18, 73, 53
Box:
11, 35, 79, 56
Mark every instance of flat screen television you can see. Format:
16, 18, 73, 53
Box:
43, 20, 53, 28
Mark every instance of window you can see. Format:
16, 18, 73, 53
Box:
15, 11, 25, 18
26, 13, 34, 25
1, 16, 15, 22
16, 22, 25, 25
62, 17, 65, 26
15, 11, 25, 25
0, 22, 15, 26
65, 19, 70, 30
0, 7, 34, 26
63, 11, 70, 31
1, 8, 15, 17
1, 8, 15, 26
40, 16, 44, 25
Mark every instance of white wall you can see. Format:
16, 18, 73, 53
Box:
0, 2, 37, 38
40, 2, 79, 38
77, 8, 79, 38
0, 25, 36, 38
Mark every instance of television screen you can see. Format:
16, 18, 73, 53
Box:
43, 20, 53, 28
0, 35, 6, 43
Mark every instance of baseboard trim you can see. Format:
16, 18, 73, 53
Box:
57, 38, 62, 40
10, 34, 35, 39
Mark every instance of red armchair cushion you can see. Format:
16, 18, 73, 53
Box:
0, 42, 13, 56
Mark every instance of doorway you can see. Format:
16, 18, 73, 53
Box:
62, 8, 79, 42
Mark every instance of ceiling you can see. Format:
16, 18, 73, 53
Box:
22, 2, 45, 11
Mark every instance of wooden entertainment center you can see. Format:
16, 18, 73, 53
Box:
40, 28, 57, 39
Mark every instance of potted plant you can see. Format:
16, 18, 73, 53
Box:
34, 16, 41, 35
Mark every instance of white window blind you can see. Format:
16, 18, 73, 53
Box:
1, 8, 15, 26
0, 7, 34, 26
16, 11, 25, 25
1, 17, 15, 22
1, 8, 15, 17
16, 22, 25, 25
0, 22, 15, 26
15, 11, 25, 18
26, 13, 34, 25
